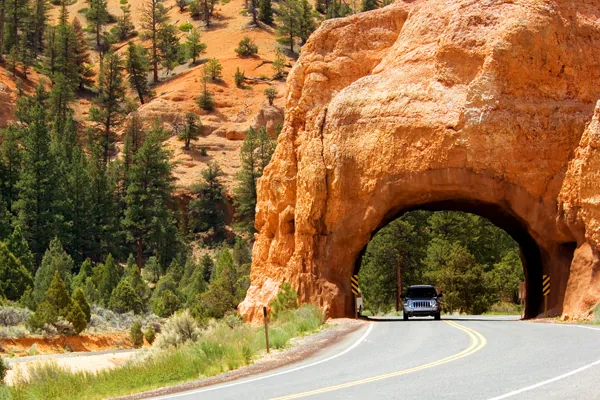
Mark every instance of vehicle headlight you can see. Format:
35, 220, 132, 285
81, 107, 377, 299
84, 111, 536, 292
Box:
407, 301, 413, 308
430, 300, 437, 307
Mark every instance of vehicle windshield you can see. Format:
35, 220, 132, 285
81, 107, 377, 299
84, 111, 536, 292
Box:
407, 287, 437, 298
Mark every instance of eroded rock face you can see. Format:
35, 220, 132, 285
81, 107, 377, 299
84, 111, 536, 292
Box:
239, 0, 600, 322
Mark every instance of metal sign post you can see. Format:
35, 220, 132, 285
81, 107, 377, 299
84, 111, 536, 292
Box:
351, 274, 359, 319
542, 275, 550, 314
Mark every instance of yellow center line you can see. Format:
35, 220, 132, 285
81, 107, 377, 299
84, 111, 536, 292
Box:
270, 320, 487, 400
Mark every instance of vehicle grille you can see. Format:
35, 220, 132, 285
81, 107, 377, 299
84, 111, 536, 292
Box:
412, 301, 430, 308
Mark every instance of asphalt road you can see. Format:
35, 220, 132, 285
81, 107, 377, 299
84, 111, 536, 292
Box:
152, 316, 600, 400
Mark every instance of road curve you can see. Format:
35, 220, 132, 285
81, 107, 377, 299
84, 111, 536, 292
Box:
152, 316, 600, 400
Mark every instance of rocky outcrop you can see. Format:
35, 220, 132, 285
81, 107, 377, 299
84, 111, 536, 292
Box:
239, 0, 600, 322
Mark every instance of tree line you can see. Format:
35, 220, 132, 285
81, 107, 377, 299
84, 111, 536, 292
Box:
359, 211, 525, 315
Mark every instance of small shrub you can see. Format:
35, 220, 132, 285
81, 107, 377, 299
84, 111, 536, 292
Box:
234, 68, 245, 88
151, 290, 180, 318
27, 301, 57, 331
144, 326, 156, 345
109, 281, 143, 315
77, 7, 88, 14
264, 87, 277, 106
27, 344, 38, 356
130, 320, 144, 348
223, 311, 243, 329
0, 356, 9, 384
179, 22, 193, 32
156, 310, 200, 349
200, 147, 208, 156
270, 282, 298, 319
0, 306, 33, 326
120, 0, 128, 3
197, 89, 215, 112
488, 302, 522, 315
204, 58, 223, 82
235, 36, 258, 57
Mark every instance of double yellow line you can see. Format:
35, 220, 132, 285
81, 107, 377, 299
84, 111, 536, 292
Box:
271, 320, 487, 399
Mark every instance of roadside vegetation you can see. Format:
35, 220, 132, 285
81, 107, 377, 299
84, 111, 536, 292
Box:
359, 211, 524, 315
1, 288, 324, 399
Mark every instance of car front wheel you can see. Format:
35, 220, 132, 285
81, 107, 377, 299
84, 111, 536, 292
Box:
403, 313, 409, 321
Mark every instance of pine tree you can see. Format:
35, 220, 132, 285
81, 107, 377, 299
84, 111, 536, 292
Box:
157, 23, 179, 75
97, 253, 120, 304
140, 0, 169, 83
122, 125, 174, 268
72, 287, 91, 322
31, 0, 48, 55
0, 241, 33, 301
189, 162, 225, 236
48, 74, 75, 131
14, 100, 59, 267
72, 258, 93, 291
258, 0, 273, 24
89, 51, 126, 163
54, 7, 79, 88
204, 58, 222, 81
125, 42, 151, 104
234, 127, 275, 231
72, 18, 94, 90
200, 254, 214, 283
112, 4, 135, 42
43, 26, 57, 79
109, 280, 143, 314
0, 124, 22, 212
200, 0, 216, 28
6, 225, 35, 275
177, 112, 202, 150
276, 0, 301, 53
249, 0, 258, 25
361, 0, 379, 12
44, 269, 72, 314
124, 259, 149, 303
197, 79, 215, 111
3, 0, 28, 55
66, 301, 87, 333
85, 0, 109, 50
299, 0, 315, 45
64, 147, 95, 264
185, 27, 206, 64
31, 238, 74, 306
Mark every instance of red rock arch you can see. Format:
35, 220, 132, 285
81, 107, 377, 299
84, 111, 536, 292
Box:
239, 0, 600, 322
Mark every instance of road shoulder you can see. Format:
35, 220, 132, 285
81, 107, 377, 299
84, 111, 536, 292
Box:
116, 318, 368, 400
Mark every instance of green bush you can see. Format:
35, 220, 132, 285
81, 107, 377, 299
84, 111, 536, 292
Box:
234, 68, 245, 88
0, 242, 33, 301
66, 302, 87, 335
223, 310, 243, 329
200, 147, 208, 156
27, 301, 57, 331
0, 356, 8, 385
270, 282, 298, 319
109, 281, 143, 315
197, 90, 215, 112
203, 58, 223, 81
235, 36, 258, 57
155, 310, 200, 349
152, 290, 180, 318
144, 326, 156, 345
264, 87, 277, 106
130, 321, 144, 348
179, 22, 193, 32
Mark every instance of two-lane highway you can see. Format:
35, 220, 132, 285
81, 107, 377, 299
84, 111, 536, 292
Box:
152, 317, 600, 400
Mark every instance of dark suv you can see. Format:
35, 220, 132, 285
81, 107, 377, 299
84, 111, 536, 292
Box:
402, 285, 442, 320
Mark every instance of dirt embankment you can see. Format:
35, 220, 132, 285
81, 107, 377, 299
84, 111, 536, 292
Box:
0, 332, 144, 357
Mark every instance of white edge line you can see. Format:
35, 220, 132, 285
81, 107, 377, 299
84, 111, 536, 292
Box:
486, 323, 600, 400
153, 322, 374, 399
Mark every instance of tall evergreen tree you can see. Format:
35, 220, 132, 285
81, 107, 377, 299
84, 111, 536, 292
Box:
30, 238, 74, 306
85, 0, 109, 50
276, 0, 301, 53
89, 51, 126, 163
0, 124, 22, 212
31, 0, 48, 54
234, 127, 275, 231
189, 162, 225, 236
157, 23, 179, 75
122, 124, 174, 268
125, 42, 151, 104
185, 27, 206, 64
72, 18, 94, 90
6, 225, 35, 275
299, 0, 315, 45
14, 100, 59, 266
140, 0, 169, 83
258, 0, 273, 24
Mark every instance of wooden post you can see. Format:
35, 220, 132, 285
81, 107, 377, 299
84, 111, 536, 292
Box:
263, 306, 270, 354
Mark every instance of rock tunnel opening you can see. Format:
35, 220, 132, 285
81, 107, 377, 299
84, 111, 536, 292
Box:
353, 200, 552, 319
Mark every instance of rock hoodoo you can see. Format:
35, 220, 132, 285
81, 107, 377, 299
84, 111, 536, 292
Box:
239, 0, 600, 321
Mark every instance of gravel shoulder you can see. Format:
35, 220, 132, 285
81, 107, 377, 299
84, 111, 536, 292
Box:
116, 318, 367, 400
